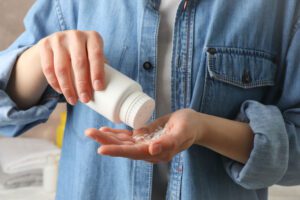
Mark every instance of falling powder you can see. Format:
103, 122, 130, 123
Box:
133, 127, 166, 143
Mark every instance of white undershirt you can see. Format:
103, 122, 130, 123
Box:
153, 1, 180, 200
156, 0, 179, 117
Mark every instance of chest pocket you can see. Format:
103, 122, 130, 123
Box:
200, 47, 277, 119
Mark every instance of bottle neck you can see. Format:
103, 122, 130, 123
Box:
119, 91, 155, 129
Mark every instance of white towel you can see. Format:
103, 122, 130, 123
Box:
0, 167, 42, 190
0, 138, 60, 174
0, 186, 56, 200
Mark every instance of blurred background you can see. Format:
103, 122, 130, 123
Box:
0, 0, 65, 143
0, 0, 33, 49
0, 1, 299, 200
0, 1, 64, 199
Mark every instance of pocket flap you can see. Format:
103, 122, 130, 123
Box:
206, 47, 277, 89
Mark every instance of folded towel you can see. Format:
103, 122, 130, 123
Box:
0, 186, 56, 200
0, 167, 42, 190
0, 138, 60, 174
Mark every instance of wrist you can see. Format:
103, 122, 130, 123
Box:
193, 112, 210, 146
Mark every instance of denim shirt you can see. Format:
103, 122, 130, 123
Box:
1, 0, 300, 199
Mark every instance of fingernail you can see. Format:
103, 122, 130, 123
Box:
93, 80, 103, 90
80, 92, 89, 103
152, 143, 161, 155
98, 148, 105, 154
68, 97, 77, 105
56, 88, 62, 94
99, 127, 108, 132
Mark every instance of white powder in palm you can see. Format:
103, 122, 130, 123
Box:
133, 127, 165, 143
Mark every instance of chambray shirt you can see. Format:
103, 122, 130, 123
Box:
1, 0, 300, 200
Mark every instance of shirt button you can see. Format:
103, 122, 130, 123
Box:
207, 48, 217, 55
143, 62, 153, 71
242, 70, 252, 84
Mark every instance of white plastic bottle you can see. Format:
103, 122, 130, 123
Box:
86, 64, 155, 129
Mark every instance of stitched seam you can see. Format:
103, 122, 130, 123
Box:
206, 46, 276, 62
54, 0, 67, 31
206, 53, 276, 88
294, 19, 300, 31
285, 15, 300, 65
152, 7, 160, 121
183, 9, 189, 107
211, 73, 275, 89
291, 11, 300, 37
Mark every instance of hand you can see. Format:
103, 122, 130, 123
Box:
85, 109, 206, 163
37, 30, 105, 105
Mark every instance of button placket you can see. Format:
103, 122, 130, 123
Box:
134, 3, 160, 200
143, 61, 153, 71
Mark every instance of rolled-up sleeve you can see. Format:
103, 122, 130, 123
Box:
223, 101, 288, 189
0, 0, 65, 137
223, 24, 300, 189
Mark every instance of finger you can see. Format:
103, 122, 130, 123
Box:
149, 134, 176, 156
39, 39, 61, 93
99, 127, 133, 135
114, 133, 135, 142
85, 128, 134, 145
69, 31, 92, 103
99, 127, 134, 142
52, 37, 77, 105
87, 31, 105, 90
98, 143, 151, 160
85, 128, 125, 145
148, 142, 163, 156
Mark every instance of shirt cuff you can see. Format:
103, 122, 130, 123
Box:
223, 100, 288, 189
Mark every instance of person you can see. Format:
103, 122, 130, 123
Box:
0, 0, 300, 199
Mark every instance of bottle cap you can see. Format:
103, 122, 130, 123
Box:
120, 91, 155, 129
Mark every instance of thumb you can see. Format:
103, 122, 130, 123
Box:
149, 134, 175, 156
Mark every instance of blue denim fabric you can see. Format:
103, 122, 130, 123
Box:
1, 0, 300, 199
